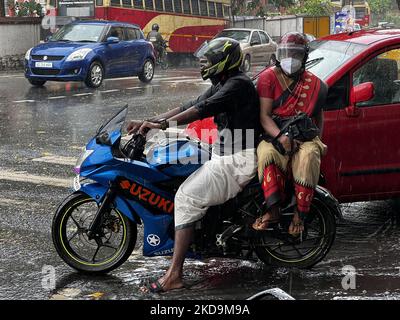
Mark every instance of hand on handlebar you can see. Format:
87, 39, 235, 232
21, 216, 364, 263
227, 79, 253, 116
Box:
126, 120, 144, 135
138, 120, 162, 136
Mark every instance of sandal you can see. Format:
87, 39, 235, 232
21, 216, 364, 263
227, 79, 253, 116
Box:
288, 215, 304, 237
252, 213, 280, 231
145, 279, 186, 294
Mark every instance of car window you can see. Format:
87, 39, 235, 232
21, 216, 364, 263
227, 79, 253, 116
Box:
216, 30, 251, 43
324, 74, 349, 111
108, 27, 124, 41
307, 40, 366, 80
259, 31, 269, 44
353, 48, 400, 107
135, 29, 143, 39
125, 28, 138, 41
251, 31, 261, 45
51, 23, 105, 42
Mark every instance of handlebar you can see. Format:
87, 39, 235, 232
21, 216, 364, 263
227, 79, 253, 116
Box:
121, 134, 146, 160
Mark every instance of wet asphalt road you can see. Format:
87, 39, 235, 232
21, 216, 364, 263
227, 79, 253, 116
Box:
1, 68, 400, 300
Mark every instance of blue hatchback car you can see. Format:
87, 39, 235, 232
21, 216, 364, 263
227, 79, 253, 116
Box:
25, 20, 155, 88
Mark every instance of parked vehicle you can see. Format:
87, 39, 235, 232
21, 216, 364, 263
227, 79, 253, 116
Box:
306, 28, 400, 203
213, 28, 278, 72
24, 20, 155, 88
52, 106, 339, 273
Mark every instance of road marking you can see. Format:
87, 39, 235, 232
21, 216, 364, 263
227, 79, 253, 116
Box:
106, 76, 136, 81
126, 86, 143, 90
100, 89, 120, 93
154, 76, 197, 81
0, 169, 70, 188
0, 75, 24, 78
73, 93, 93, 97
13, 100, 36, 103
32, 155, 76, 166
48, 96, 66, 100
125, 85, 160, 90
164, 79, 203, 84
0, 198, 26, 206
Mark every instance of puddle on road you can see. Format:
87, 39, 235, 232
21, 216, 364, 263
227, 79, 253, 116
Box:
2, 200, 400, 300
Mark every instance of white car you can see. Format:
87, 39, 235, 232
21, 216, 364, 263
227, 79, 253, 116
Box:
213, 28, 278, 72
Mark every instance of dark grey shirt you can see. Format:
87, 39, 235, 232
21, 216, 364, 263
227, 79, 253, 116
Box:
181, 71, 261, 155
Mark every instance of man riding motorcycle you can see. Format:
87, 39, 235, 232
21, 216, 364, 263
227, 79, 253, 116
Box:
146, 23, 166, 59
126, 38, 261, 293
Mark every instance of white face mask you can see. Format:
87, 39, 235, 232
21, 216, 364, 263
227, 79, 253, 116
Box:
280, 58, 302, 76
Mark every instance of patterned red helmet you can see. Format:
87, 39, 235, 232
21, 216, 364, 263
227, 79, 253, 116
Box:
280, 32, 308, 46
277, 32, 309, 62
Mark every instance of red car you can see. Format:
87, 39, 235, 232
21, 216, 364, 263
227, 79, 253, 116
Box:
309, 29, 400, 203
188, 28, 400, 204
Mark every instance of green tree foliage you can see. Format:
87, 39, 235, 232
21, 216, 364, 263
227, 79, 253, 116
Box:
293, 0, 333, 15
269, 0, 296, 9
231, 0, 295, 16
368, 0, 392, 21
287, 0, 333, 16
231, 0, 245, 16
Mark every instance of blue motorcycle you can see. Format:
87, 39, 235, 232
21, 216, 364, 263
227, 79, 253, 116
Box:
52, 105, 340, 273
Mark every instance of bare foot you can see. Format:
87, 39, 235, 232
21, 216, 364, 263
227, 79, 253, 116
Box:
252, 211, 280, 231
288, 211, 304, 236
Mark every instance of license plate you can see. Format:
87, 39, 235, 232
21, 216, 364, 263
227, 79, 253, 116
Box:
35, 62, 53, 68
73, 175, 81, 191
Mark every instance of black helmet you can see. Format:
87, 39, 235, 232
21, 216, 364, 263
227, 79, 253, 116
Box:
152, 23, 159, 32
195, 37, 243, 80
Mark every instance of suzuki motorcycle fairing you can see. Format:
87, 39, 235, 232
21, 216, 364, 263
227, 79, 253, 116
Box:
72, 106, 209, 258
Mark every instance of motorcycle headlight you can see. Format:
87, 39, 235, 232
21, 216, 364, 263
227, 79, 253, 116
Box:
66, 48, 92, 62
25, 48, 32, 60
74, 148, 94, 174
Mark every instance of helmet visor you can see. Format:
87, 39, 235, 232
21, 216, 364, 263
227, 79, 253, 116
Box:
194, 37, 233, 62
276, 45, 306, 62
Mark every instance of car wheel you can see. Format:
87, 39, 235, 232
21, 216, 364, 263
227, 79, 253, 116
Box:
138, 59, 154, 83
28, 79, 46, 87
241, 55, 251, 73
85, 61, 104, 88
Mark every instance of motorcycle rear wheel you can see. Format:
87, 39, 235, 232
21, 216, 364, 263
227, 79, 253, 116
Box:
253, 198, 336, 269
52, 192, 137, 274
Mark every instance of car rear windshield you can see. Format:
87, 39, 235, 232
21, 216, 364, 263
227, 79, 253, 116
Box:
307, 40, 366, 80
215, 30, 251, 43
51, 24, 105, 43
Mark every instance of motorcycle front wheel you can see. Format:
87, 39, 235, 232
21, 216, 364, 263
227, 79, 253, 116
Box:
52, 192, 137, 274
252, 197, 336, 269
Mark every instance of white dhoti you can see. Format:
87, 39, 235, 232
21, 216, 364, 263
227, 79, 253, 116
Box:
174, 149, 257, 230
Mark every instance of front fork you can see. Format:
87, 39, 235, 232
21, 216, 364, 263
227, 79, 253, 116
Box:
87, 182, 117, 240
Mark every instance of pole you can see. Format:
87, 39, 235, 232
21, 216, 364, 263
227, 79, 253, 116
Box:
0, 0, 5, 17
